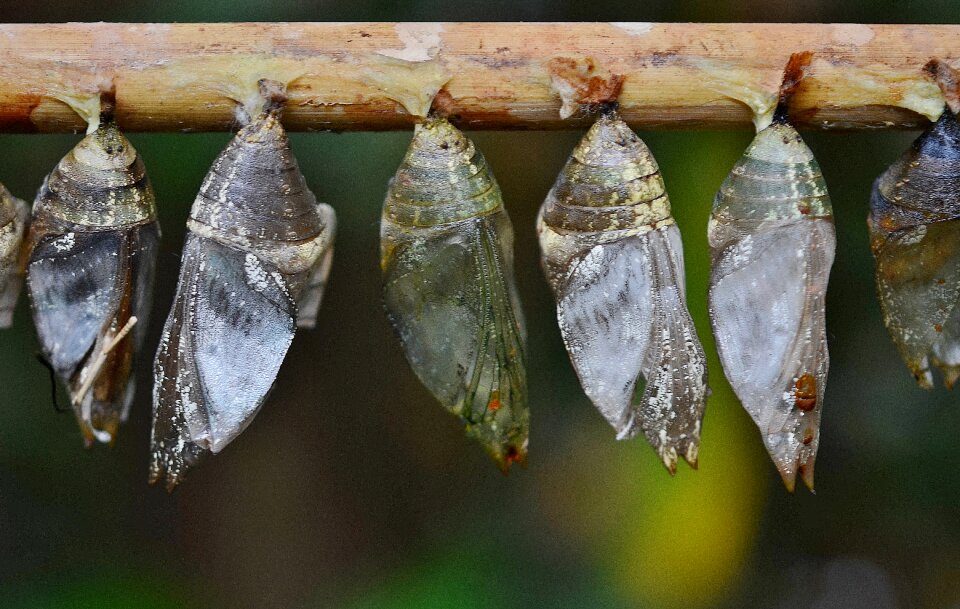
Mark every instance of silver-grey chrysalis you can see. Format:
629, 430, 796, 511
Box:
381, 116, 529, 472
0, 183, 29, 327
26, 111, 160, 447
150, 81, 336, 490
537, 106, 708, 474
708, 53, 835, 492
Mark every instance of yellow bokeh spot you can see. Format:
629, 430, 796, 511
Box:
609, 389, 767, 608
538, 381, 768, 609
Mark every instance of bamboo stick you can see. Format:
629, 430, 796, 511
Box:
0, 22, 957, 132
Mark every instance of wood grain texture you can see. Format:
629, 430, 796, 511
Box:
0, 22, 957, 132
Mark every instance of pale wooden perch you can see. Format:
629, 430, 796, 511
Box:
0, 22, 958, 132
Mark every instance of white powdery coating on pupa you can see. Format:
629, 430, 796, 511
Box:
244, 253, 271, 291
550, 224, 708, 469
51, 232, 76, 252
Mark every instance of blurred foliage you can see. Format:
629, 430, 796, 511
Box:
2, 573, 193, 609
2, 2, 960, 609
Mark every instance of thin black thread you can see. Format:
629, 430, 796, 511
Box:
35, 353, 67, 413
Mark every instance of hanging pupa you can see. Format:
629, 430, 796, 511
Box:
150, 82, 336, 490
381, 116, 528, 472
537, 106, 708, 473
0, 183, 29, 327
708, 53, 835, 492
26, 109, 160, 447
869, 59, 960, 389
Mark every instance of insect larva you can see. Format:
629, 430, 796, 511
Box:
869, 60, 960, 389
708, 92, 835, 492
537, 108, 708, 473
381, 116, 528, 472
0, 183, 29, 327
26, 117, 160, 447
150, 87, 336, 490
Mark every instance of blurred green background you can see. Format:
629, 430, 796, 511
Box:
2, 2, 959, 609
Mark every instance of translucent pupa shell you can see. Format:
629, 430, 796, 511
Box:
150, 109, 336, 490
869, 109, 960, 389
0, 183, 29, 327
708, 118, 835, 492
26, 119, 160, 447
537, 111, 708, 473
381, 117, 528, 472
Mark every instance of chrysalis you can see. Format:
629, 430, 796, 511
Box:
0, 183, 29, 327
150, 87, 336, 490
26, 117, 160, 447
869, 60, 960, 389
381, 116, 528, 471
708, 54, 835, 492
537, 109, 708, 473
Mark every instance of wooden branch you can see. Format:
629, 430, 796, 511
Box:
0, 22, 958, 132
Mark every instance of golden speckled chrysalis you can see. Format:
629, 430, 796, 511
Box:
537, 107, 708, 474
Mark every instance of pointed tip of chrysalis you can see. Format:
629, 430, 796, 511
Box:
78, 413, 120, 448
575, 110, 656, 171
486, 439, 528, 475
148, 443, 209, 493
71, 118, 137, 171
240, 108, 288, 145
746, 121, 815, 165
684, 439, 699, 470
409, 116, 471, 158
775, 463, 815, 493
148, 454, 179, 493
466, 420, 529, 474
653, 431, 700, 475
908, 361, 935, 390
799, 460, 816, 493
942, 365, 960, 390
771, 447, 817, 494
780, 470, 797, 494
660, 447, 679, 476
149, 463, 185, 494
913, 107, 960, 159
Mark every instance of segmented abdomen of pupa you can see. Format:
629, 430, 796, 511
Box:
869, 109, 960, 389
708, 119, 835, 492
381, 117, 528, 472
150, 110, 336, 490
26, 120, 159, 447
536, 111, 708, 473
0, 183, 29, 328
